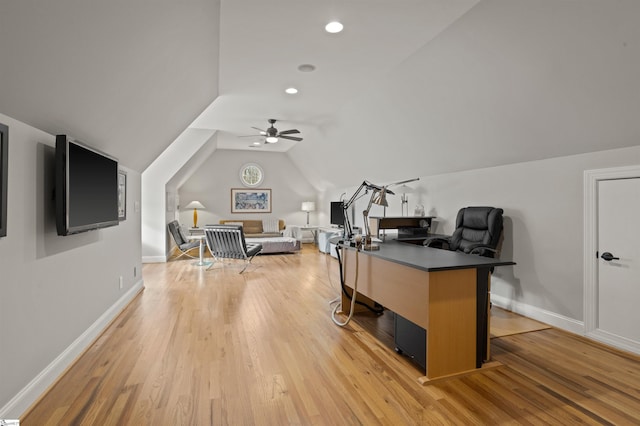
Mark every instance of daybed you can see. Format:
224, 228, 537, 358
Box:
245, 236, 300, 254
219, 219, 285, 238
217, 219, 300, 253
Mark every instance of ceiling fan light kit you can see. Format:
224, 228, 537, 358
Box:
242, 118, 303, 145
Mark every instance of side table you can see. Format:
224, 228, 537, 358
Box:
187, 234, 211, 267
299, 226, 318, 245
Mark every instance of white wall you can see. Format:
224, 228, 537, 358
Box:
141, 129, 216, 262
177, 150, 317, 229
319, 146, 640, 332
0, 114, 143, 417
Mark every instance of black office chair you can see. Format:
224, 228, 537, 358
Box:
167, 220, 200, 259
424, 207, 504, 258
204, 225, 263, 273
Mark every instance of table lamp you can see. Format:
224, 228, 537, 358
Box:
398, 184, 414, 216
301, 201, 315, 225
185, 201, 205, 228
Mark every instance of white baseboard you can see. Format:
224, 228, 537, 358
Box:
586, 329, 640, 356
491, 293, 585, 335
142, 255, 167, 263
0, 280, 145, 419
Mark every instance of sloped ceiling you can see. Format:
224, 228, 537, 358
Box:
288, 0, 640, 189
190, 0, 480, 154
1, 0, 640, 188
0, 0, 220, 171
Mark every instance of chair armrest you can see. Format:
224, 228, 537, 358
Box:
423, 236, 450, 248
467, 244, 498, 257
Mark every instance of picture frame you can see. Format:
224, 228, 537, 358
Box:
0, 122, 7, 237
231, 188, 271, 213
118, 170, 126, 221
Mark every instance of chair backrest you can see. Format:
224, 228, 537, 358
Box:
204, 225, 249, 259
167, 220, 187, 246
449, 207, 504, 257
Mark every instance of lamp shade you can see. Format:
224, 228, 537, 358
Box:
398, 184, 414, 194
185, 201, 205, 210
301, 201, 316, 212
371, 190, 388, 207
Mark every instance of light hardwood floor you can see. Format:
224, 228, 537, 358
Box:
22, 245, 640, 425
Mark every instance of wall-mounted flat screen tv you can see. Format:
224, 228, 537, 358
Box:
0, 122, 7, 238
55, 135, 119, 235
330, 201, 345, 228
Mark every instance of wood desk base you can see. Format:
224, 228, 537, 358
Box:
417, 361, 503, 385
341, 247, 492, 383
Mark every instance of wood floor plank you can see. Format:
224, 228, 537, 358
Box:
21, 245, 640, 425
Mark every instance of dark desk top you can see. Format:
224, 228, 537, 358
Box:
334, 237, 515, 272
369, 216, 436, 220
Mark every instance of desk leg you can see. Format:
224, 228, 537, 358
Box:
425, 269, 477, 380
476, 268, 491, 365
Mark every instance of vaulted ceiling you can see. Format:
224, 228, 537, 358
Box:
2, 1, 639, 190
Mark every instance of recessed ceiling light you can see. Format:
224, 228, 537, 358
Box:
285, 87, 298, 94
298, 64, 316, 72
325, 21, 344, 34
253, 141, 261, 145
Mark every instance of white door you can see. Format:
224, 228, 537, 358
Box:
597, 178, 640, 343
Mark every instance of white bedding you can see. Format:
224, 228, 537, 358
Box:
245, 236, 301, 254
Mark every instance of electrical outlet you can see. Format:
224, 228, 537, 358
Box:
119, 276, 123, 289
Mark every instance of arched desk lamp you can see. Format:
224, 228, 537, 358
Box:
341, 181, 394, 251
342, 178, 419, 250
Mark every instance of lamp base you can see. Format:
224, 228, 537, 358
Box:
362, 236, 380, 251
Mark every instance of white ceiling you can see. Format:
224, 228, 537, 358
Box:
2, 0, 640, 190
191, 0, 480, 152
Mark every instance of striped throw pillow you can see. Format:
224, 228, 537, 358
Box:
262, 219, 280, 233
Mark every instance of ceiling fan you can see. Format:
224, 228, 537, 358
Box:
242, 119, 303, 144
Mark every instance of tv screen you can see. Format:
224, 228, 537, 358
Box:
56, 135, 119, 235
0, 122, 7, 238
330, 201, 345, 228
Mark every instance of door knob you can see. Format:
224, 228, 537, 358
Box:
600, 252, 620, 261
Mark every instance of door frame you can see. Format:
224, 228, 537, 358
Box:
584, 165, 640, 354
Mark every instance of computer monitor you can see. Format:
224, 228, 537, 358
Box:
330, 201, 344, 228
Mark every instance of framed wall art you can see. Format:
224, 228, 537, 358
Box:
0, 122, 8, 237
118, 170, 127, 221
231, 188, 271, 213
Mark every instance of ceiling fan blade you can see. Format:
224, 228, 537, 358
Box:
238, 134, 262, 138
278, 129, 300, 135
279, 135, 303, 142
251, 127, 267, 134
